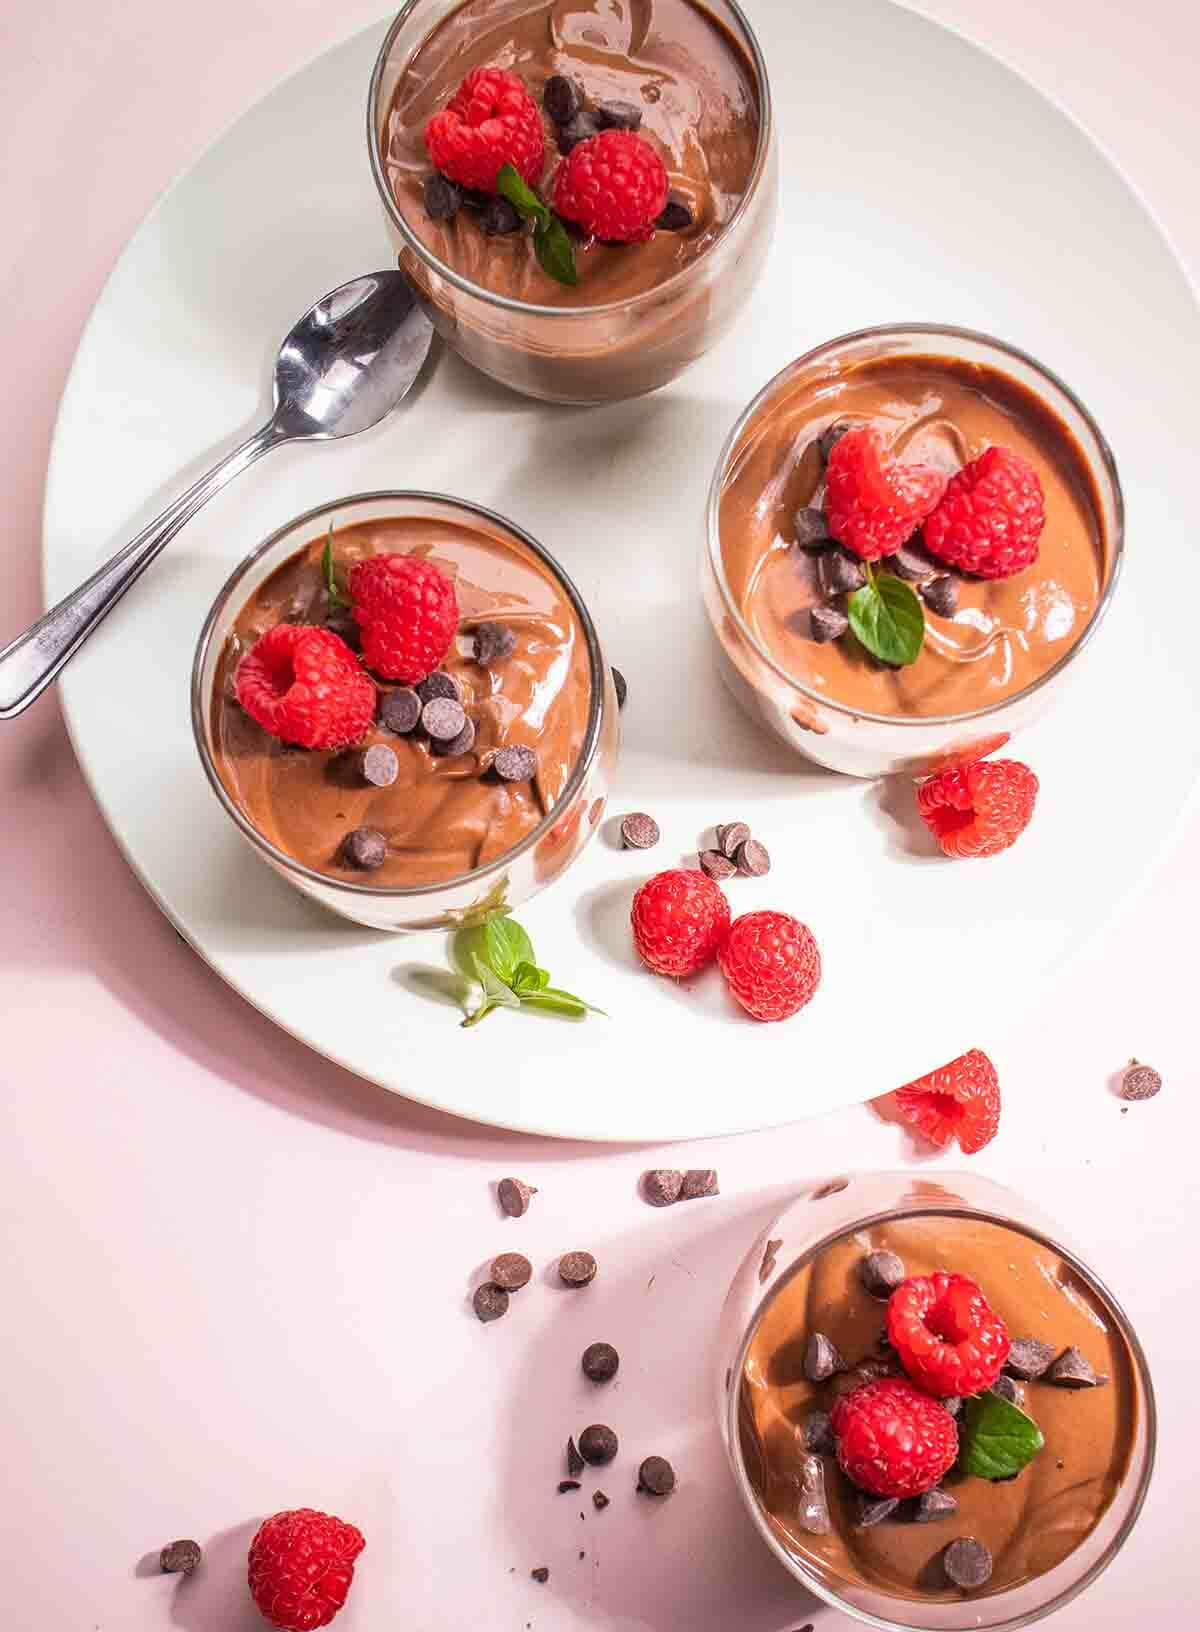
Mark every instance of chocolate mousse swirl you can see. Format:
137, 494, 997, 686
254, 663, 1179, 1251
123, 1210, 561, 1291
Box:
383, 0, 761, 307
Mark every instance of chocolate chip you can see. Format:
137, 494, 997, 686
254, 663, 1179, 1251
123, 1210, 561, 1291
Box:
915, 1487, 958, 1523
1121, 1060, 1162, 1100
543, 73, 582, 124
734, 839, 770, 878
793, 507, 830, 549
700, 849, 738, 882
800, 1410, 835, 1455
360, 743, 399, 787
495, 744, 538, 782
159, 1540, 202, 1574
638, 1455, 675, 1495
797, 1454, 831, 1535
857, 1496, 899, 1528
941, 1395, 962, 1417
479, 196, 521, 235
341, 827, 387, 870
490, 1252, 533, 1292
803, 1333, 844, 1382
595, 98, 643, 130
473, 621, 517, 666
378, 687, 421, 734
579, 1424, 618, 1465
1046, 1346, 1099, 1388
498, 1177, 537, 1218
820, 546, 866, 596
828, 1357, 899, 1399
681, 1168, 719, 1199
891, 544, 937, 582
592, 1490, 609, 1510
325, 611, 361, 651
559, 1250, 597, 1287
531, 1567, 549, 1584
422, 697, 468, 742
809, 605, 849, 643
859, 1249, 906, 1299
473, 1283, 509, 1323
718, 821, 751, 859
423, 173, 461, 222
558, 1479, 581, 1493
557, 111, 602, 153
621, 812, 660, 850
582, 1342, 620, 1382
990, 1374, 1025, 1407
921, 574, 960, 617
459, 188, 491, 211
943, 1537, 993, 1591
612, 667, 627, 710
416, 670, 461, 705
818, 421, 852, 463
1005, 1337, 1055, 1380
642, 1169, 683, 1207
433, 716, 476, 757
567, 1437, 585, 1477
656, 195, 694, 231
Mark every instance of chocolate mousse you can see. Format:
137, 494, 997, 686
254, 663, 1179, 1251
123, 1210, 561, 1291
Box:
382, 0, 762, 308
739, 1214, 1140, 1603
719, 353, 1113, 719
210, 513, 594, 888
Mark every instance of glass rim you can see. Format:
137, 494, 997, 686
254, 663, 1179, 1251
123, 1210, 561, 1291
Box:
726, 1194, 1157, 1632
705, 322, 1127, 731
190, 489, 608, 899
365, 0, 774, 320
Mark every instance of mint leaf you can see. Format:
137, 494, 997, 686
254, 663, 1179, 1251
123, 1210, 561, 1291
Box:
449, 913, 603, 1028
322, 524, 349, 609
958, 1392, 1045, 1480
523, 986, 607, 1019
460, 962, 521, 1028
483, 916, 535, 984
847, 569, 924, 666
496, 163, 578, 287
512, 961, 550, 993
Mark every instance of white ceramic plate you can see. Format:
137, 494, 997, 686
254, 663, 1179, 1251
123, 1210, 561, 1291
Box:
44, 0, 1200, 1141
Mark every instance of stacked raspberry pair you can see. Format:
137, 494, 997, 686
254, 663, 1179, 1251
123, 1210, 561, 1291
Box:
235, 555, 458, 750
630, 869, 821, 1023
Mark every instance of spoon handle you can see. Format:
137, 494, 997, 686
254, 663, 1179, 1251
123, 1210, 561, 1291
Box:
0, 421, 286, 720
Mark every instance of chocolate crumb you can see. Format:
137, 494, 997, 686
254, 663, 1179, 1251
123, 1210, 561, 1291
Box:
990, 1374, 1025, 1407
817, 421, 852, 462
700, 848, 738, 882
620, 812, 661, 850
857, 1496, 899, 1528
479, 196, 521, 236
595, 98, 643, 130
341, 827, 386, 871
495, 744, 538, 783
800, 1409, 835, 1455
159, 1540, 202, 1575
473, 621, 517, 666
592, 1491, 609, 1510
735, 838, 770, 878
417, 670, 461, 705
377, 686, 421, 735
498, 1177, 537, 1218
558, 1480, 581, 1494
921, 574, 960, 617
803, 1333, 844, 1383
566, 1437, 585, 1477
656, 195, 694, 231
543, 73, 582, 124
423, 173, 461, 222
642, 1169, 684, 1207
793, 506, 831, 550
820, 546, 867, 596
422, 696, 467, 742
531, 1566, 549, 1584
1120, 1059, 1162, 1100
809, 605, 849, 643
612, 667, 627, 710
490, 1252, 533, 1292
759, 1237, 784, 1284
1046, 1345, 1100, 1388
1005, 1337, 1055, 1380
581, 1342, 620, 1383
797, 1454, 831, 1535
681, 1168, 719, 1200
637, 1455, 676, 1495
891, 543, 937, 582
558, 1250, 598, 1287
717, 821, 751, 859
360, 743, 399, 788
473, 1283, 509, 1323
859, 1249, 906, 1299
579, 1424, 618, 1465
915, 1487, 958, 1523
557, 111, 602, 153
943, 1537, 993, 1591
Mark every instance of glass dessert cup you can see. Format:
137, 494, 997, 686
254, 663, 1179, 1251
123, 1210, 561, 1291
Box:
703, 325, 1125, 779
366, 0, 779, 406
717, 1171, 1155, 1632
192, 492, 618, 932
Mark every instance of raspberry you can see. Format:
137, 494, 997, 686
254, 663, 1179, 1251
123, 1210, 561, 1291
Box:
349, 554, 458, 684
631, 868, 731, 978
830, 1378, 959, 1499
234, 624, 375, 751
424, 66, 545, 193
717, 910, 821, 1022
918, 759, 1038, 859
824, 427, 947, 560
887, 1273, 1010, 1398
553, 130, 669, 244
891, 1047, 1001, 1154
247, 1508, 365, 1632
923, 446, 1046, 579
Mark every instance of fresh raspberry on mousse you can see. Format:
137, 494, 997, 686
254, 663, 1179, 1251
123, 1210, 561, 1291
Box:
886, 1272, 1011, 1398
247, 1507, 365, 1632
923, 445, 1046, 579
631, 868, 731, 978
553, 129, 670, 243
830, 1377, 959, 1500
823, 426, 948, 561
349, 554, 459, 685
424, 65, 545, 192
234, 624, 375, 751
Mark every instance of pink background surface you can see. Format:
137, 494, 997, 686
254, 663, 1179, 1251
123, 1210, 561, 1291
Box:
1, 3, 1196, 1627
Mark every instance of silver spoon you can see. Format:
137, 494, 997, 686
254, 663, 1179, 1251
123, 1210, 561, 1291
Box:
0, 271, 434, 720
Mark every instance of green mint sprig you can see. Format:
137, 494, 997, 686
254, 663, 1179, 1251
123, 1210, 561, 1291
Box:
454, 914, 603, 1028
957, 1391, 1045, 1481
322, 523, 349, 610
495, 163, 579, 287
847, 562, 925, 667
